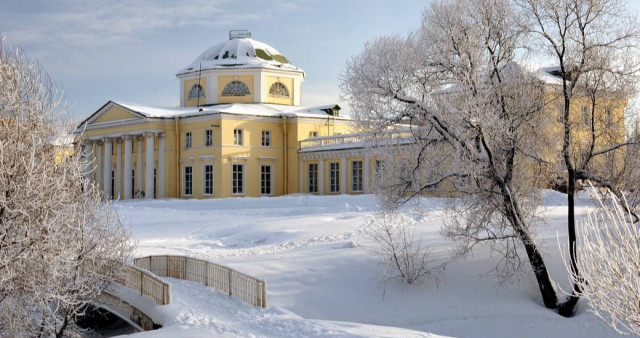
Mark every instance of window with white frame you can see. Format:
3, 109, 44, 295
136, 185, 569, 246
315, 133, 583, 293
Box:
234, 129, 243, 146
188, 84, 205, 99
352, 160, 363, 192
374, 159, 386, 180
232, 164, 244, 194
268, 82, 290, 97
222, 81, 250, 96
203, 164, 213, 195
582, 104, 591, 125
308, 163, 318, 193
330, 162, 340, 193
183, 166, 193, 196
262, 130, 271, 147
205, 129, 212, 147
261, 165, 272, 195
309, 131, 318, 138
185, 132, 192, 149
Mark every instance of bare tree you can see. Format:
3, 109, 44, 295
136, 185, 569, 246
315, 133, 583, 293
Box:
341, 0, 561, 309
367, 212, 445, 284
564, 187, 640, 335
0, 37, 134, 336
516, 0, 640, 316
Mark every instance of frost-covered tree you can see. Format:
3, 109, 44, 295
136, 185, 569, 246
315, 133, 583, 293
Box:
516, 0, 640, 316
566, 188, 640, 335
0, 37, 134, 336
341, 0, 561, 309
342, 0, 639, 316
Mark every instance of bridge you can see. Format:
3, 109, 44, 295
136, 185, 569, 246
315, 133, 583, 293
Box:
93, 255, 267, 332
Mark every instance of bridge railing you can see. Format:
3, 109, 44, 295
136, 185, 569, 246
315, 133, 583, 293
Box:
134, 255, 266, 308
119, 265, 171, 305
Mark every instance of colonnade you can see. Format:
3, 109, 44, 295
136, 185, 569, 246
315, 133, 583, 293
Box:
82, 131, 165, 200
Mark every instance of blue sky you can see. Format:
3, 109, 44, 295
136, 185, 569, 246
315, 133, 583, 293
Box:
0, 0, 427, 121
1, 1, 639, 121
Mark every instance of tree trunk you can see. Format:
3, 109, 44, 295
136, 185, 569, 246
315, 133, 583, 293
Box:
501, 185, 558, 309
516, 228, 558, 309
558, 170, 581, 317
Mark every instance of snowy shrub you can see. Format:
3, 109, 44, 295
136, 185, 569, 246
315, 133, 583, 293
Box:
0, 38, 134, 337
564, 188, 640, 335
368, 212, 445, 284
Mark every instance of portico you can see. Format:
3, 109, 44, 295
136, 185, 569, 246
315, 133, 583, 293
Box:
83, 130, 165, 200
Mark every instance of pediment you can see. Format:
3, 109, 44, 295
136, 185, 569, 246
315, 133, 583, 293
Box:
81, 101, 146, 128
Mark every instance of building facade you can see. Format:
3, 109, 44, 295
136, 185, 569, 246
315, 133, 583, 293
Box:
76, 31, 628, 200
77, 30, 373, 200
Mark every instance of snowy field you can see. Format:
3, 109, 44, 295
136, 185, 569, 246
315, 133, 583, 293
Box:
115, 191, 623, 337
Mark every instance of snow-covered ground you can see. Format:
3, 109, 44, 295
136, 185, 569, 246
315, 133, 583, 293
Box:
115, 191, 623, 337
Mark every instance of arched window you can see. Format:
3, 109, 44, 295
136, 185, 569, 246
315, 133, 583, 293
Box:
268, 82, 290, 98
222, 81, 250, 96
188, 84, 205, 99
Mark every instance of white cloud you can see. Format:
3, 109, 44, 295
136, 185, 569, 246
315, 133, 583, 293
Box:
0, 0, 263, 55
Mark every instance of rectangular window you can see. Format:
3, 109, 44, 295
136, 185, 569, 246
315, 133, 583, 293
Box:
352, 160, 363, 192
308, 163, 318, 193
205, 129, 212, 147
582, 104, 591, 125
131, 169, 135, 198
330, 162, 340, 193
234, 129, 243, 146
375, 159, 386, 179
261, 165, 272, 195
111, 170, 115, 199
154, 168, 157, 198
262, 130, 271, 147
185, 132, 192, 149
606, 108, 614, 127
203, 164, 213, 195
232, 164, 244, 194
183, 166, 193, 196
309, 131, 318, 138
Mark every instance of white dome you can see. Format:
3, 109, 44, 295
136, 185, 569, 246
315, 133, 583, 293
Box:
177, 31, 303, 75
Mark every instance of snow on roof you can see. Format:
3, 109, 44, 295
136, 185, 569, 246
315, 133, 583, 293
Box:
176, 32, 304, 76
112, 101, 348, 120
432, 63, 564, 95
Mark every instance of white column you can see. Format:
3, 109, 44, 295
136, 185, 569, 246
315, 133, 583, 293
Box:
124, 135, 133, 199
136, 136, 143, 197
103, 138, 112, 199
96, 142, 102, 191
145, 132, 155, 199
364, 155, 370, 194
158, 133, 165, 198
299, 159, 304, 193
341, 157, 347, 194
318, 159, 324, 195
115, 138, 122, 199
81, 141, 92, 182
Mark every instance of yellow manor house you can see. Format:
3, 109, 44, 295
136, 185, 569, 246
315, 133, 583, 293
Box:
76, 30, 627, 200
76, 30, 379, 200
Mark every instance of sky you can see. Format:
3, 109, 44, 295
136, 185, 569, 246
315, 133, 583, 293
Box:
1, 1, 640, 123
0, 0, 428, 122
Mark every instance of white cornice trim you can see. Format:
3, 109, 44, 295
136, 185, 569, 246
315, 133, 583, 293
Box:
83, 129, 165, 141
230, 155, 249, 161
83, 117, 171, 132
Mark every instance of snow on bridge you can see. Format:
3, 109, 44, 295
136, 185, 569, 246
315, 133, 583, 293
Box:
96, 255, 435, 337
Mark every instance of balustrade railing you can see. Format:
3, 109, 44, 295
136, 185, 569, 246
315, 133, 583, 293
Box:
134, 255, 266, 308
